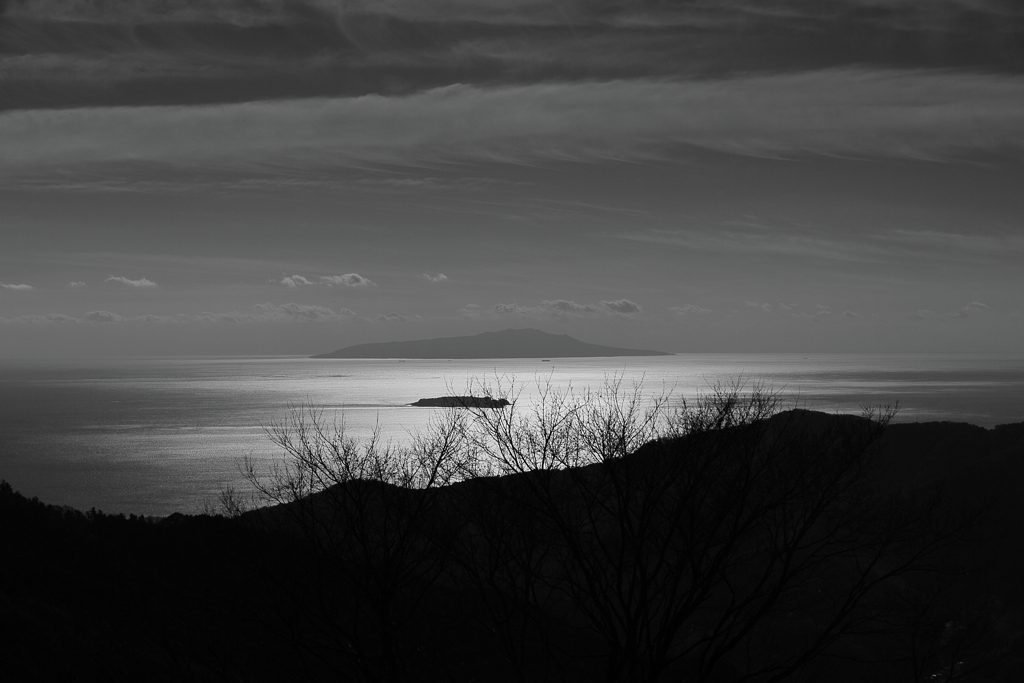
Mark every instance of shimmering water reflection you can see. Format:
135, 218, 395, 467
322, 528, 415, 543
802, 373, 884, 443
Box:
1, 354, 1021, 515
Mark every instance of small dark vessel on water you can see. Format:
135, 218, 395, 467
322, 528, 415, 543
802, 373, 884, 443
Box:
411, 396, 510, 408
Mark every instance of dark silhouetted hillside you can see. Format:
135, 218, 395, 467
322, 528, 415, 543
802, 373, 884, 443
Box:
3, 410, 1023, 681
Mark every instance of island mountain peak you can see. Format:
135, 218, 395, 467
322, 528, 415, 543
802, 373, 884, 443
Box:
313, 328, 671, 359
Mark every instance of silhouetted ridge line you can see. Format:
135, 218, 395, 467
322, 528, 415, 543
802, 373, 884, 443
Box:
313, 327, 672, 358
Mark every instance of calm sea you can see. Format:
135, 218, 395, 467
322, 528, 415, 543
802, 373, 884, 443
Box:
1, 354, 1022, 516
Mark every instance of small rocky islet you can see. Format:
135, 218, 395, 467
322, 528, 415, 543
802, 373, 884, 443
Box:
410, 396, 510, 408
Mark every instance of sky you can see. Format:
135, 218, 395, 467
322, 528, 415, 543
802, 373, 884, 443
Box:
1, 0, 1023, 356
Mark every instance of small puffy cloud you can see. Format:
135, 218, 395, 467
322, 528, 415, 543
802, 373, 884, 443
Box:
744, 301, 771, 313
195, 311, 259, 323
601, 299, 642, 315
494, 303, 531, 316
281, 275, 315, 287
816, 304, 831, 310
1, 282, 33, 290
669, 304, 711, 315
423, 273, 448, 283
843, 310, 858, 317
133, 314, 179, 323
777, 303, 798, 311
491, 299, 640, 319
541, 299, 600, 315
107, 275, 157, 288
377, 312, 407, 322
195, 304, 358, 323
85, 310, 127, 323
955, 301, 990, 317
320, 273, 374, 288
1, 313, 80, 324
252, 302, 357, 322
69, 281, 86, 288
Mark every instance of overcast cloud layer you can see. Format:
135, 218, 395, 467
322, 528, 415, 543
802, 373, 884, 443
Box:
2, 0, 1023, 355
3, 0, 1023, 110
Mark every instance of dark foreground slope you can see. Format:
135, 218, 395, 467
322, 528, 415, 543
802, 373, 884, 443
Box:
313, 327, 672, 358
3, 412, 1024, 682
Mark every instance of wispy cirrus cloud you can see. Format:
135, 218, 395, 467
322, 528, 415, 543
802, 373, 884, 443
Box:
4, 70, 1024, 178
106, 275, 157, 287
1, 282, 33, 290
621, 222, 1024, 268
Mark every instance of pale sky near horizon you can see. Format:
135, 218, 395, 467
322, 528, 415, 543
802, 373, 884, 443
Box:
2, 0, 1023, 356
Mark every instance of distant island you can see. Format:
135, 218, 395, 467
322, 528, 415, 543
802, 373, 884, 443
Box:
411, 396, 510, 408
313, 328, 672, 359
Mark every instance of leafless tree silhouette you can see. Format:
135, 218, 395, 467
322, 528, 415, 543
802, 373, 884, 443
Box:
240, 378, 982, 683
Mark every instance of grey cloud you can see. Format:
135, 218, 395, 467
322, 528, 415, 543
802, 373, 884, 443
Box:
2, 305, 359, 326
281, 275, 315, 287
669, 304, 711, 315
424, 273, 448, 283
257, 302, 356, 321
542, 300, 600, 315
197, 303, 357, 322
744, 301, 772, 313
133, 314, 179, 323
494, 303, 531, 316
601, 298, 642, 315
377, 312, 407, 322
69, 281, 86, 288
0, 282, 33, 290
194, 311, 258, 323
491, 299, 638, 318
843, 310, 859, 317
106, 275, 157, 287
11, 0, 1019, 29
320, 273, 374, 287
623, 224, 1024, 268
5, 70, 1024, 175
6, 0, 296, 24
281, 273, 373, 287
84, 310, 127, 323
5, 0, 1023, 115
0, 313, 80, 324
955, 301, 990, 317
